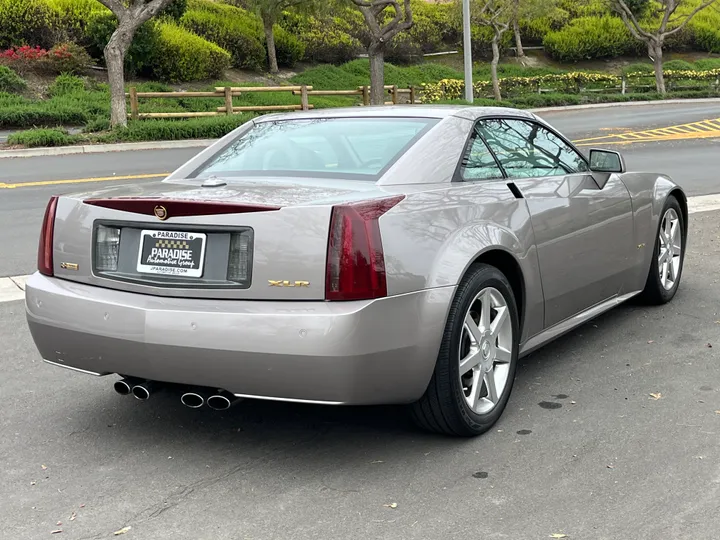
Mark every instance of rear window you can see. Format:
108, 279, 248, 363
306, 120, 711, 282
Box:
192, 117, 437, 180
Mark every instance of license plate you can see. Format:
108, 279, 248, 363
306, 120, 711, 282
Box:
137, 230, 207, 277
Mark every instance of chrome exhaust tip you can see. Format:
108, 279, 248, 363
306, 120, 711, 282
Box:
207, 392, 240, 411
180, 392, 205, 409
113, 378, 135, 396
131, 381, 154, 401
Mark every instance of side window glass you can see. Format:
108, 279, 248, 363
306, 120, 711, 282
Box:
461, 128, 504, 181
477, 118, 588, 178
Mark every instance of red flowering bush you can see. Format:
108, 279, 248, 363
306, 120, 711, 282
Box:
0, 43, 90, 74
0, 45, 48, 74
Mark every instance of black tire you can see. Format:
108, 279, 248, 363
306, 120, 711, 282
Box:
638, 196, 686, 305
410, 263, 520, 437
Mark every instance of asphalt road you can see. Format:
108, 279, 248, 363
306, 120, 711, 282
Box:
1, 102, 720, 539
2, 209, 719, 540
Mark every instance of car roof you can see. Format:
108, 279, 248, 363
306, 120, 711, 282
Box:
254, 105, 537, 123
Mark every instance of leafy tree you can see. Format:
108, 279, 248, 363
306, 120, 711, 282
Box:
96, 0, 177, 127
471, 0, 511, 101
611, 0, 719, 93
349, 0, 414, 105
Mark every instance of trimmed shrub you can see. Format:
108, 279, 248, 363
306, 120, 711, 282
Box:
0, 45, 49, 75
663, 59, 695, 71
48, 73, 85, 97
181, 5, 265, 69
160, 0, 188, 21
149, 21, 231, 82
692, 10, 720, 54
46, 0, 108, 44
85, 12, 160, 75
0, 65, 26, 92
544, 16, 642, 62
283, 13, 362, 64
8, 128, 76, 147
694, 58, 720, 70
0, 0, 56, 49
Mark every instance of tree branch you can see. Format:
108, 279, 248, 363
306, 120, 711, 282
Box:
612, 0, 654, 41
96, 0, 128, 16
664, 0, 718, 37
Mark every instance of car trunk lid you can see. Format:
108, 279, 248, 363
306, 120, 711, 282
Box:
50, 177, 390, 301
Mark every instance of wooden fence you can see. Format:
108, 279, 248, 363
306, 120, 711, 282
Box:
125, 84, 419, 120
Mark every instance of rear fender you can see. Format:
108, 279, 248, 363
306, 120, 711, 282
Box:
428, 223, 543, 343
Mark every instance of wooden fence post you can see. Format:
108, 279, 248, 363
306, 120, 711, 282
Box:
362, 86, 370, 106
409, 86, 416, 104
300, 85, 309, 111
129, 87, 139, 121
224, 86, 233, 116
621, 75, 626, 95
391, 85, 398, 104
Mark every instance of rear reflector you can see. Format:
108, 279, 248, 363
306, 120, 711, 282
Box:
95, 225, 121, 272
325, 195, 404, 301
83, 198, 281, 218
38, 196, 59, 276
227, 231, 252, 284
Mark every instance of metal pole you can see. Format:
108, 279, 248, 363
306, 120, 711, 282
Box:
462, 0, 473, 103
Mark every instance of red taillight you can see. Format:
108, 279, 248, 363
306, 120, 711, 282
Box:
38, 196, 58, 276
325, 195, 404, 301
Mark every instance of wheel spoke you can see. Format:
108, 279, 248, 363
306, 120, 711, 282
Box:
660, 260, 668, 288
459, 349, 481, 375
479, 290, 491, 332
484, 368, 498, 404
490, 305, 508, 338
495, 345, 512, 364
464, 313, 483, 344
658, 247, 667, 266
467, 369, 482, 411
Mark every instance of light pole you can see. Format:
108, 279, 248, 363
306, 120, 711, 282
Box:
462, 0, 473, 103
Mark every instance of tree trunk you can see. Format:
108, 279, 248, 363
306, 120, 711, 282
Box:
513, 20, 525, 58
491, 33, 502, 101
263, 15, 279, 74
104, 25, 134, 128
649, 41, 665, 94
368, 43, 385, 106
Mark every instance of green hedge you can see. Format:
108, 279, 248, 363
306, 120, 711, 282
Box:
0, 65, 26, 93
46, 0, 107, 44
150, 21, 230, 82
97, 115, 252, 143
181, 3, 265, 70
8, 127, 75, 147
0, 0, 56, 49
544, 16, 642, 62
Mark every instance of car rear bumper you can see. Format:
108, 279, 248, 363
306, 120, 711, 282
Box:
25, 273, 453, 405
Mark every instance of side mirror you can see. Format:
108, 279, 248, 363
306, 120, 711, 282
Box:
589, 149, 625, 173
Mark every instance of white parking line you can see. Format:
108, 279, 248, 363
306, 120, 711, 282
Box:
1, 194, 719, 305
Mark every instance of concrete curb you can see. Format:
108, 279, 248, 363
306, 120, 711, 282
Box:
3, 97, 720, 159
0, 139, 215, 159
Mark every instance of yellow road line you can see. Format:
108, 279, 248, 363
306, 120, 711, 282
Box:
575, 129, 720, 146
0, 173, 168, 189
